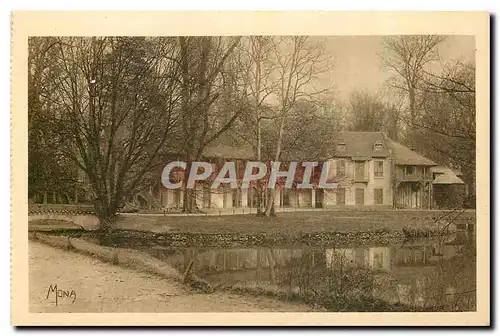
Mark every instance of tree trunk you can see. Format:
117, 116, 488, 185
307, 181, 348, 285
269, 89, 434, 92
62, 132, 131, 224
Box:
255, 119, 265, 214
408, 85, 417, 148
265, 189, 277, 216
182, 161, 197, 213
96, 206, 118, 232
265, 116, 286, 216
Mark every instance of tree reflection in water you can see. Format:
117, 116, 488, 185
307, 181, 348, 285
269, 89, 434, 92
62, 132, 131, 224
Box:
113, 231, 476, 312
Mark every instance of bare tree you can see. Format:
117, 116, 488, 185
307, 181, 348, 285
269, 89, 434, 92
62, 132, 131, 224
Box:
382, 35, 446, 146
28, 37, 59, 138
28, 37, 82, 203
48, 37, 182, 228
347, 91, 387, 132
229, 36, 278, 213
345, 90, 402, 140
264, 36, 332, 216
274, 99, 342, 161
177, 36, 248, 212
418, 61, 476, 199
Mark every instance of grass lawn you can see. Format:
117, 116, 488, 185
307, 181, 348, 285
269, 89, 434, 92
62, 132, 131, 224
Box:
114, 210, 475, 235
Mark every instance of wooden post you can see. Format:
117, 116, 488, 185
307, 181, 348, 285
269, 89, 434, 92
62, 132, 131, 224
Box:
393, 183, 397, 209
420, 181, 424, 209
428, 182, 431, 209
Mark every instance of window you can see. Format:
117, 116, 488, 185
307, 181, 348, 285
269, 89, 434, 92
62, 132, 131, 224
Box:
374, 188, 384, 205
374, 161, 384, 177
336, 188, 346, 205
374, 142, 383, 151
406, 166, 416, 175
337, 142, 346, 153
355, 188, 365, 205
355, 161, 366, 179
336, 160, 346, 177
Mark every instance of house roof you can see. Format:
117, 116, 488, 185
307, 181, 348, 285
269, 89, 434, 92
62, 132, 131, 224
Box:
433, 172, 465, 185
431, 165, 452, 174
203, 132, 439, 167
432, 166, 463, 175
202, 143, 255, 160
333, 132, 391, 158
384, 137, 437, 166
431, 166, 465, 184
332, 132, 436, 166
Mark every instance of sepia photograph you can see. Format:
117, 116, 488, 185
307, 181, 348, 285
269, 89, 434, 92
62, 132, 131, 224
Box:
11, 12, 490, 326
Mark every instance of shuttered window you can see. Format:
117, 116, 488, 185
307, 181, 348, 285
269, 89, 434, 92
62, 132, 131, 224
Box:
336, 160, 345, 176
355, 161, 366, 180
336, 188, 346, 205
355, 188, 365, 205
374, 161, 384, 177
374, 188, 384, 205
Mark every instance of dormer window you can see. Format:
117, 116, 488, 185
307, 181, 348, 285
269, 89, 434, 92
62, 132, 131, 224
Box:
337, 142, 346, 152
374, 142, 383, 151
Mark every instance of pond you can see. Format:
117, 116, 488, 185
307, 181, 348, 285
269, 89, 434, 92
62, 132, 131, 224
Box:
98, 230, 476, 312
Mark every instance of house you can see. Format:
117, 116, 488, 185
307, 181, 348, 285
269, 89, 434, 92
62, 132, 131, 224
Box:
384, 137, 437, 209
153, 132, 463, 211
158, 144, 256, 211
321, 132, 395, 208
322, 132, 436, 209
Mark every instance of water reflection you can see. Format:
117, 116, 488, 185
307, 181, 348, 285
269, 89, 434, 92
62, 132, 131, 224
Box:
326, 247, 391, 270
107, 231, 476, 311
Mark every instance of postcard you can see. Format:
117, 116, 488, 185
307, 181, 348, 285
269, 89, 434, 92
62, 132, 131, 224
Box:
11, 11, 490, 326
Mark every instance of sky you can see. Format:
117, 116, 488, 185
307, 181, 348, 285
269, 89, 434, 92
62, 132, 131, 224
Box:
311, 35, 475, 101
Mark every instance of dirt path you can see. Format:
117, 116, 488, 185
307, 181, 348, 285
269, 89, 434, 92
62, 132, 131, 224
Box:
29, 241, 311, 313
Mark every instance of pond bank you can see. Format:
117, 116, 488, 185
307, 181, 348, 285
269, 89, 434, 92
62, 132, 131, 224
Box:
29, 238, 312, 312
115, 209, 475, 233
95, 212, 470, 248
35, 213, 471, 250
97, 228, 407, 248
31, 227, 475, 313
